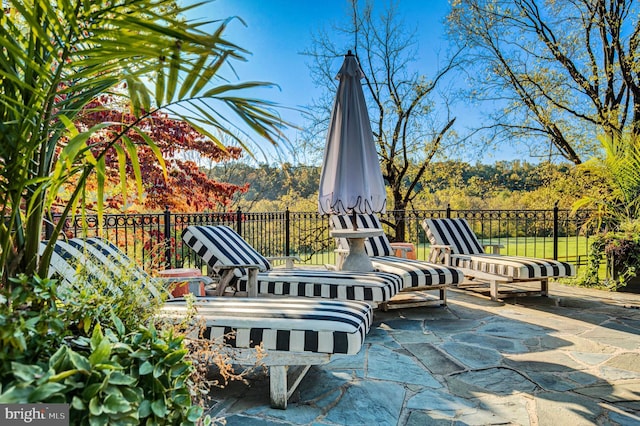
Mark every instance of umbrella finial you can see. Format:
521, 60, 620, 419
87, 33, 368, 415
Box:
346, 50, 354, 57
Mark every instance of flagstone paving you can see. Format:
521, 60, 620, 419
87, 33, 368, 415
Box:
205, 283, 640, 425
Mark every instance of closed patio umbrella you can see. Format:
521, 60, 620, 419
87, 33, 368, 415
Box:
318, 51, 386, 225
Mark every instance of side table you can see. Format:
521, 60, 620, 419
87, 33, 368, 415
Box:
157, 267, 205, 297
329, 228, 384, 272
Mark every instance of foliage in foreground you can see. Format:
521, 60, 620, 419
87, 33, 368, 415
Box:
0, 0, 286, 285
0, 275, 211, 425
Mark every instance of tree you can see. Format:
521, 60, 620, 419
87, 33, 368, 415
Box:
448, 0, 640, 164
304, 0, 461, 241
0, 0, 287, 284
70, 93, 248, 213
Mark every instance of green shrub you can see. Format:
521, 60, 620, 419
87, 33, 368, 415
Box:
0, 275, 211, 425
0, 322, 204, 425
0, 275, 68, 381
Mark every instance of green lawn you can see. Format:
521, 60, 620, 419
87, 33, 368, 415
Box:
296, 236, 595, 272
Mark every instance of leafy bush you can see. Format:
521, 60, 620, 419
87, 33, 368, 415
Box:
0, 321, 204, 425
0, 275, 212, 425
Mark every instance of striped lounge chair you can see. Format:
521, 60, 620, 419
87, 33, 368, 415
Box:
181, 225, 402, 308
330, 214, 464, 307
41, 237, 373, 409
422, 218, 575, 301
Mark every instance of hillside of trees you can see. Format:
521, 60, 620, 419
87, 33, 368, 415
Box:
207, 160, 586, 212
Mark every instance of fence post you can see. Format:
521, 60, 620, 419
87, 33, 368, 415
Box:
285, 208, 291, 256
164, 206, 172, 269
553, 200, 560, 260
553, 201, 559, 260
236, 209, 242, 236
446, 204, 451, 219
44, 211, 54, 240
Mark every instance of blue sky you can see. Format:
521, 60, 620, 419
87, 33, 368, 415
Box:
186, 0, 494, 164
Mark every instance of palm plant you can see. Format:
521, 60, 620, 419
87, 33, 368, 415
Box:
572, 133, 640, 287
0, 0, 286, 285
573, 133, 640, 231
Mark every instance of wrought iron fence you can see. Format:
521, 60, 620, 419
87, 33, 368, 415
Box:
46, 206, 594, 274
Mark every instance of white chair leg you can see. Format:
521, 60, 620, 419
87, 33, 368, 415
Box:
490, 280, 499, 301
270, 366, 288, 409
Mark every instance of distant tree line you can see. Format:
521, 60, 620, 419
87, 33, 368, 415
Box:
207, 160, 581, 212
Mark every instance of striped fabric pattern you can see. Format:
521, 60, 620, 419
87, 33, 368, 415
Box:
330, 214, 463, 289
40, 240, 95, 294
423, 218, 575, 279
422, 218, 484, 255
42, 237, 374, 358
182, 225, 402, 303
42, 238, 164, 300
182, 225, 272, 282
162, 297, 372, 355
330, 214, 394, 256
369, 256, 463, 288
70, 237, 164, 300
237, 269, 402, 302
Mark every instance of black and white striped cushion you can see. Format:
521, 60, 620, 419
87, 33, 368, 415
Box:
369, 256, 464, 289
41, 240, 98, 293
44, 238, 374, 356
182, 225, 272, 282
237, 269, 402, 302
450, 254, 575, 279
423, 218, 484, 255
182, 225, 402, 302
331, 214, 394, 256
70, 237, 163, 299
331, 214, 463, 289
43, 238, 163, 300
162, 297, 372, 355
423, 218, 575, 279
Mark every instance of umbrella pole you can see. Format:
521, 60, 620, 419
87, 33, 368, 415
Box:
351, 210, 358, 231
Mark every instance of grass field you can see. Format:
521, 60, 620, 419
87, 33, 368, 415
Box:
295, 235, 598, 275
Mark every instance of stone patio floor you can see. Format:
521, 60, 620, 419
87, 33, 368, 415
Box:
203, 282, 640, 425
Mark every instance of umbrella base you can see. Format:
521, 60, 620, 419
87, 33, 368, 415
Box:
330, 229, 384, 272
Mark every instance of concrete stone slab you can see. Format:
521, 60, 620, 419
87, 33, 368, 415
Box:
406, 387, 476, 414
426, 317, 487, 333
504, 350, 584, 373
403, 342, 466, 375
388, 329, 442, 345
476, 318, 550, 339
452, 331, 528, 353
476, 393, 534, 426
446, 367, 538, 398
534, 390, 604, 425
580, 327, 640, 350
404, 410, 453, 425
604, 353, 640, 373
366, 344, 442, 388
322, 380, 405, 426
574, 380, 640, 403
440, 341, 502, 369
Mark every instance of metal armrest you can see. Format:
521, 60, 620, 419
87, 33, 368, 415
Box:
266, 256, 301, 269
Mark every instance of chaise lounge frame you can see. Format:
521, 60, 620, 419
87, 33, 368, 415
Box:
422, 218, 575, 301
41, 237, 373, 409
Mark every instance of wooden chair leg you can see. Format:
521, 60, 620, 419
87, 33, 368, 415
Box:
490, 280, 499, 301
541, 278, 549, 296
